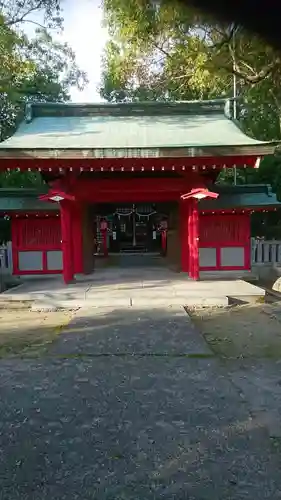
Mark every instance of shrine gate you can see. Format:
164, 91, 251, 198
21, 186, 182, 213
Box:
0, 99, 278, 283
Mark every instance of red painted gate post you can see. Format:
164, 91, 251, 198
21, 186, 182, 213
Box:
180, 201, 189, 273
161, 229, 167, 255
160, 219, 168, 256
100, 219, 108, 258
192, 199, 199, 280
71, 202, 84, 274
60, 200, 74, 284
188, 201, 193, 278
188, 199, 199, 280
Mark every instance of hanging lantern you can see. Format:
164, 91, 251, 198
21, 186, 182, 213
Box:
100, 220, 108, 231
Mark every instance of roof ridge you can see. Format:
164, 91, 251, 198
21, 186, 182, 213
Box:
214, 183, 272, 195
0, 188, 47, 197
25, 98, 236, 122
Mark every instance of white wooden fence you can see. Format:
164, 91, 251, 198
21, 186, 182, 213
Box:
0, 241, 13, 275
251, 238, 281, 266
0, 240, 280, 276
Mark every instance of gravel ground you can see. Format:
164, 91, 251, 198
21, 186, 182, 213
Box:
50, 306, 212, 356
1, 356, 281, 500
189, 302, 281, 358
0, 306, 281, 498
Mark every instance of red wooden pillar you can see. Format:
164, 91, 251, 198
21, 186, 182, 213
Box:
193, 199, 199, 280
188, 199, 199, 280
11, 218, 19, 275
160, 219, 168, 256
60, 201, 74, 284
82, 205, 95, 274
244, 214, 251, 270
161, 230, 167, 255
180, 201, 189, 273
100, 219, 108, 257
71, 202, 84, 274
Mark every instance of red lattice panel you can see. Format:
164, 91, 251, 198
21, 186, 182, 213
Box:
14, 218, 61, 250
200, 214, 249, 245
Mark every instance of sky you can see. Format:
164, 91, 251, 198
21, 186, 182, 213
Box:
25, 0, 108, 102
59, 0, 108, 102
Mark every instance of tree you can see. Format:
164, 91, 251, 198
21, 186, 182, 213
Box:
100, 0, 281, 141
0, 170, 43, 188
0, 1, 88, 138
100, 0, 281, 197
205, 23, 281, 140
0, 0, 63, 30
100, 0, 232, 102
0, 0, 88, 187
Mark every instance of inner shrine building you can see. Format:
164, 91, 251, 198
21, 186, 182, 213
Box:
0, 99, 278, 283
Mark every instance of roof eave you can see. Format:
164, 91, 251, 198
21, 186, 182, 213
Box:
0, 143, 277, 160
200, 204, 281, 212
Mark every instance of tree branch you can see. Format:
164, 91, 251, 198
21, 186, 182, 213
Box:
269, 88, 281, 110
228, 41, 280, 83
210, 23, 239, 50
152, 41, 172, 59
14, 19, 46, 30
6, 1, 45, 27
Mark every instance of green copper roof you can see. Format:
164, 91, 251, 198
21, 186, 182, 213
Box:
200, 184, 281, 210
0, 189, 57, 212
0, 100, 277, 159
0, 185, 279, 213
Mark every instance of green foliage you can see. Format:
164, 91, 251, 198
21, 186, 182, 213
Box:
0, 170, 44, 188
100, 0, 231, 102
253, 155, 281, 201
0, 0, 88, 187
0, 2, 88, 139
100, 0, 281, 141
100, 0, 281, 202
216, 166, 256, 186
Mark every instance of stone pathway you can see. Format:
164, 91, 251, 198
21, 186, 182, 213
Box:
0, 306, 281, 498
1, 268, 265, 309
51, 306, 212, 356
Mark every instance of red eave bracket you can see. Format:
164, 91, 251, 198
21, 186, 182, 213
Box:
181, 188, 219, 201
39, 190, 76, 202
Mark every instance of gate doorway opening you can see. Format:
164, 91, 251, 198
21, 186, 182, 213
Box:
93, 203, 169, 256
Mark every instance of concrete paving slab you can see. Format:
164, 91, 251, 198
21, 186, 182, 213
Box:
51, 305, 213, 356
130, 288, 178, 297
87, 297, 132, 307
131, 296, 228, 308
0, 269, 265, 309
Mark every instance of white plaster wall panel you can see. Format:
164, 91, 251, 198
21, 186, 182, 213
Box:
199, 247, 217, 267
18, 251, 43, 271
47, 251, 63, 270
220, 247, 245, 267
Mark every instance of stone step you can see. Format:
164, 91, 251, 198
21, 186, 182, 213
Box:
120, 248, 147, 254
0, 298, 33, 310
31, 295, 229, 311
200, 270, 259, 281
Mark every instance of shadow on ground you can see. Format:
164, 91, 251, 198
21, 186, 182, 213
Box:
0, 306, 212, 358
1, 305, 281, 498
49, 306, 212, 357
0, 354, 280, 499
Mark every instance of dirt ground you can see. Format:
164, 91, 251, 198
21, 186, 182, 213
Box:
0, 308, 74, 357
189, 301, 281, 358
